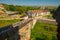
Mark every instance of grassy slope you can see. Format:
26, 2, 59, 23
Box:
31, 22, 57, 40
0, 19, 20, 28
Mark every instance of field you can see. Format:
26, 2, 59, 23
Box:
0, 19, 20, 28
31, 21, 57, 40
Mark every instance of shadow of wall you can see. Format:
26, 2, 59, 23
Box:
0, 25, 20, 40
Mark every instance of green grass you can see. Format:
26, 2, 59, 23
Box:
31, 22, 57, 40
0, 19, 20, 28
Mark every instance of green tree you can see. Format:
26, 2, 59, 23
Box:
9, 5, 15, 11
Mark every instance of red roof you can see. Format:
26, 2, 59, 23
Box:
31, 10, 49, 14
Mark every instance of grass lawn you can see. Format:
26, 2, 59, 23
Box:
0, 19, 20, 28
31, 22, 57, 40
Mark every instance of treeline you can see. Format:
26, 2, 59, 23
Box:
2, 4, 58, 14
2, 4, 40, 14
45, 6, 58, 14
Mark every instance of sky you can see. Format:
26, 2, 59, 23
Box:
0, 0, 60, 6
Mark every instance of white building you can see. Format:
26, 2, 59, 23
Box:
30, 10, 50, 17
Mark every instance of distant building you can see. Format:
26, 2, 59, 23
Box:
0, 4, 7, 17
0, 4, 4, 9
0, 4, 20, 19
0, 10, 5, 15
6, 11, 19, 15
0, 4, 19, 15
28, 10, 50, 17
26, 10, 32, 18
0, 4, 6, 11
6, 11, 20, 19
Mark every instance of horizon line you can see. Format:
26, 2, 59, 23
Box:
0, 3, 59, 6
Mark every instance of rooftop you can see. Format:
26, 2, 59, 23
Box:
31, 10, 49, 14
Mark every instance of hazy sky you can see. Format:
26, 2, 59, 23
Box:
0, 0, 60, 6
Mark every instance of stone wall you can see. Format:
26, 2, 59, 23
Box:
0, 18, 33, 40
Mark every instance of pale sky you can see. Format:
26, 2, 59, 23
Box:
0, 0, 60, 6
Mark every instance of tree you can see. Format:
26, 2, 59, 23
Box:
9, 5, 15, 11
